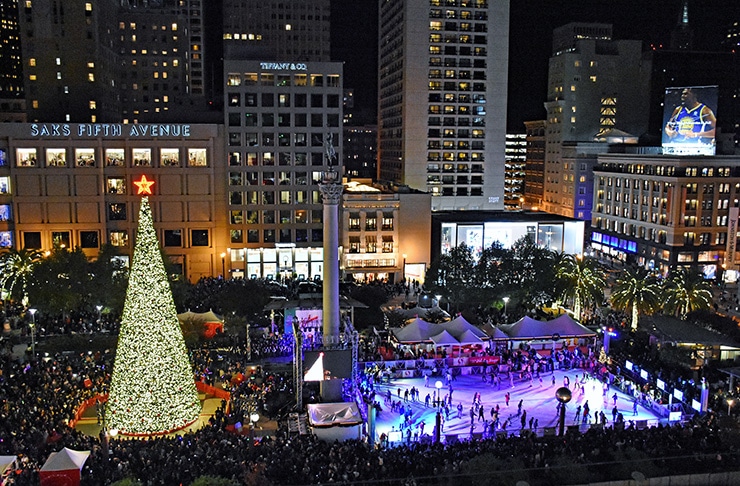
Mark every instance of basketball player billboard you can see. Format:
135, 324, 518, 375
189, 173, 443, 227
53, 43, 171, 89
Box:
662, 85, 718, 156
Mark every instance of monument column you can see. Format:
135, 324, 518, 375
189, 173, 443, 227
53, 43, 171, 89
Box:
320, 168, 343, 339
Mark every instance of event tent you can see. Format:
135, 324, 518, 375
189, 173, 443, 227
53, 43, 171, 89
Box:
177, 310, 224, 338
307, 402, 363, 442
499, 314, 596, 340
39, 448, 90, 486
390, 316, 490, 346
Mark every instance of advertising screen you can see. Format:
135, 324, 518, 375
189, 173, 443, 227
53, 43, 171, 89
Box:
662, 85, 718, 155
304, 349, 353, 380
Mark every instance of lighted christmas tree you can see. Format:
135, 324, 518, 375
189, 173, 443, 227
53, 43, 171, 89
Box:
106, 180, 199, 435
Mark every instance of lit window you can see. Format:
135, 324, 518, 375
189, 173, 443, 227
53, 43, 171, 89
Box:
173, 59, 179, 67
29, 75, 36, 81
31, 100, 38, 109
56, 58, 61, 65
29, 58, 36, 67
89, 101, 96, 110
87, 62, 94, 68
570, 85, 576, 92
574, 60, 581, 67
571, 116, 576, 123
285, 24, 292, 30
88, 73, 95, 82
57, 72, 61, 80
85, 3, 92, 12
171, 23, 177, 31
590, 75, 597, 82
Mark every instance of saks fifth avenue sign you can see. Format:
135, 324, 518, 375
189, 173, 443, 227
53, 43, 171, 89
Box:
30, 123, 192, 138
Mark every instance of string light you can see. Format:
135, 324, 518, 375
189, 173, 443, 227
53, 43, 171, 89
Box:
106, 196, 199, 435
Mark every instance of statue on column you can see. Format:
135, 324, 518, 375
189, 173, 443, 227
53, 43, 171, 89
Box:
324, 132, 337, 166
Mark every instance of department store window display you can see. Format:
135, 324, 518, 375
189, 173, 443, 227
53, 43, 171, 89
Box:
108, 203, 127, 221
0, 231, 13, 249
23, 232, 41, 249
107, 177, 126, 194
46, 148, 67, 167
0, 177, 9, 194
132, 148, 151, 166
75, 148, 96, 167
52, 231, 70, 248
105, 149, 124, 166
79, 231, 99, 249
188, 148, 207, 167
0, 204, 10, 221
0, 149, 5, 166
109, 230, 129, 247
16, 148, 37, 167
163, 229, 182, 247
161, 148, 180, 166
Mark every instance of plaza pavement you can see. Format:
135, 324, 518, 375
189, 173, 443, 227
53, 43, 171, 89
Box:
372, 367, 663, 445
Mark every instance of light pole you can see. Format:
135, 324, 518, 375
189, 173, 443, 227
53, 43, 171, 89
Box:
556, 386, 572, 436
28, 308, 37, 358
728, 398, 734, 415
249, 412, 260, 446
96, 305, 103, 322
435, 380, 443, 443
220, 252, 226, 278
402, 254, 407, 282
435, 294, 442, 311
502, 296, 509, 320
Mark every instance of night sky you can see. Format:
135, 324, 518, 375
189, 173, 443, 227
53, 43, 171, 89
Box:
331, 0, 740, 131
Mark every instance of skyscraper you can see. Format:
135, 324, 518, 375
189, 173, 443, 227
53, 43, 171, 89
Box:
0, 0, 25, 122
377, 0, 510, 211
542, 23, 650, 219
222, 0, 331, 62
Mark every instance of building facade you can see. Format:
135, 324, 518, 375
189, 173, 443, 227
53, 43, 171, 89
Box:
504, 133, 525, 210
0, 122, 226, 281
222, 0, 331, 62
222, 60, 343, 280
543, 23, 650, 219
377, 0, 510, 211
342, 180, 431, 284
523, 120, 545, 211
591, 153, 740, 279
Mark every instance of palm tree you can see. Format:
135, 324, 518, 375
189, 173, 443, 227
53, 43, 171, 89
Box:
661, 268, 712, 319
554, 254, 606, 321
0, 248, 43, 306
610, 267, 660, 330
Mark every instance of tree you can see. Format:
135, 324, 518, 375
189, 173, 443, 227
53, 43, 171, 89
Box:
426, 244, 476, 312
88, 243, 129, 315
661, 268, 712, 319
106, 197, 200, 435
554, 254, 606, 321
0, 248, 43, 305
27, 245, 91, 317
610, 267, 660, 330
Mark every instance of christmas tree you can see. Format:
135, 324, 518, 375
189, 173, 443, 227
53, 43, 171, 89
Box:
106, 192, 200, 435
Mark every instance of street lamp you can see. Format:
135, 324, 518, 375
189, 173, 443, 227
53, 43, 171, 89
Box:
249, 412, 260, 446
556, 386, 572, 436
728, 398, 734, 415
435, 380, 443, 443
28, 308, 37, 358
435, 294, 442, 310
502, 296, 510, 320
96, 305, 103, 322
220, 252, 226, 278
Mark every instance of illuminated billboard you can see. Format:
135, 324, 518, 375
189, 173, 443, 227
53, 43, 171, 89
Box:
662, 85, 718, 156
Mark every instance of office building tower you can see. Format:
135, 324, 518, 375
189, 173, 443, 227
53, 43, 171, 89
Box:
343, 125, 377, 180
523, 120, 545, 211
377, 0, 510, 211
504, 133, 525, 209
543, 23, 650, 219
222, 60, 343, 279
222, 0, 331, 62
0, 0, 25, 122
18, 0, 211, 123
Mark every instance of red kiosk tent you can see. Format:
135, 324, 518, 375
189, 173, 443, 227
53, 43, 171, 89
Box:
39, 448, 89, 486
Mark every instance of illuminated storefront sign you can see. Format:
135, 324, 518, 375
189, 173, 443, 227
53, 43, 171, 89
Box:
30, 123, 192, 138
259, 62, 307, 71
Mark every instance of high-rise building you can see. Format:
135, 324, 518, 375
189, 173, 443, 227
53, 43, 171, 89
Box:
504, 133, 525, 210
0, 0, 25, 122
17, 0, 212, 123
222, 60, 343, 279
543, 23, 650, 219
523, 120, 545, 211
222, 0, 331, 62
377, 0, 510, 211
343, 125, 377, 180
